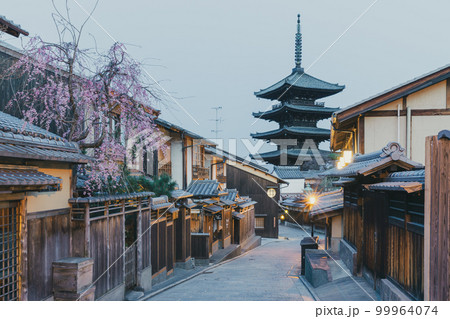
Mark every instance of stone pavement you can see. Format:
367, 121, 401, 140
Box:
144, 224, 378, 301
146, 225, 315, 301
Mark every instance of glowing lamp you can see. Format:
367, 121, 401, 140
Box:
280, 214, 285, 220
307, 195, 317, 205
343, 150, 353, 164
267, 188, 276, 198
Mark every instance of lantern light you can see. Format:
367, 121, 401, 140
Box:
307, 195, 317, 205
280, 214, 285, 220
343, 150, 353, 164
267, 188, 276, 198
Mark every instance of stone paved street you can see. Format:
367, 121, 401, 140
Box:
146, 224, 315, 301
145, 224, 378, 301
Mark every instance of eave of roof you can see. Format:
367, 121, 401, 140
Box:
334, 64, 450, 124
251, 126, 331, 140
321, 142, 423, 178
0, 16, 29, 37
204, 146, 288, 184
69, 192, 155, 204
253, 103, 339, 119
255, 70, 344, 101
0, 168, 61, 187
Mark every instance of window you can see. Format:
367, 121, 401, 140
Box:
158, 144, 171, 176
193, 145, 204, 167
255, 217, 265, 229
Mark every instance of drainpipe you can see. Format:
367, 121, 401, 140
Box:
181, 131, 186, 189
397, 104, 401, 143
406, 107, 411, 158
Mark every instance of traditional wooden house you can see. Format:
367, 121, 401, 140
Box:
186, 180, 227, 257
0, 111, 90, 300
321, 142, 425, 300
331, 64, 450, 164
129, 117, 214, 188
149, 190, 194, 284
308, 189, 343, 251
205, 146, 287, 238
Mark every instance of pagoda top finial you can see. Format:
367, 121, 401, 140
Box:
294, 13, 304, 73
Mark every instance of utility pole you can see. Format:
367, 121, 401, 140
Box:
210, 106, 223, 139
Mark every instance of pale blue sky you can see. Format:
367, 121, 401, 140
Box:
2, 0, 450, 156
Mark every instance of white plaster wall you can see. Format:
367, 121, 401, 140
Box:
171, 140, 183, 188
410, 115, 450, 164
364, 116, 407, 153
407, 81, 446, 109
280, 179, 304, 194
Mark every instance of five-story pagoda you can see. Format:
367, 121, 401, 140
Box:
251, 14, 344, 168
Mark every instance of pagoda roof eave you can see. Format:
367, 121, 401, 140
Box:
254, 70, 344, 101
252, 103, 339, 120
251, 126, 331, 140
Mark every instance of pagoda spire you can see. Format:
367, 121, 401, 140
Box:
294, 14, 304, 73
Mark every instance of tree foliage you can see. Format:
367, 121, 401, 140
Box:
3, 2, 160, 193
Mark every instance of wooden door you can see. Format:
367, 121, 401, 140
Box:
363, 191, 387, 280
0, 201, 20, 301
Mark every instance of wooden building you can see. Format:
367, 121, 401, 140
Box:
322, 142, 425, 300
0, 111, 89, 300
69, 192, 154, 300
331, 64, 450, 164
205, 146, 286, 238
251, 14, 343, 168
149, 190, 194, 283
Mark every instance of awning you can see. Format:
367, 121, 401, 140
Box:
180, 199, 197, 209
232, 211, 245, 220
219, 199, 236, 206
238, 201, 257, 209
0, 168, 61, 189
309, 189, 344, 221
203, 205, 223, 214
170, 190, 193, 200
364, 181, 423, 193
200, 199, 217, 205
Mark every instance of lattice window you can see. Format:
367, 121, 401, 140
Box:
255, 217, 265, 229
0, 201, 20, 301
193, 145, 204, 167
158, 145, 171, 176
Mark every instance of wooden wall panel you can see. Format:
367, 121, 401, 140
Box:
226, 165, 279, 238
26, 210, 70, 301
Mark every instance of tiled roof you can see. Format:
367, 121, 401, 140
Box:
151, 195, 172, 210
0, 168, 61, 186
253, 103, 339, 119
170, 189, 193, 199
237, 200, 257, 209
203, 205, 223, 214
180, 199, 196, 209
0, 111, 91, 163
0, 15, 29, 37
253, 149, 332, 162
221, 189, 238, 201
186, 179, 228, 197
255, 70, 344, 100
251, 126, 331, 140
321, 142, 423, 178
69, 192, 154, 204
273, 166, 322, 180
365, 169, 425, 193
232, 212, 245, 220
309, 189, 343, 221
